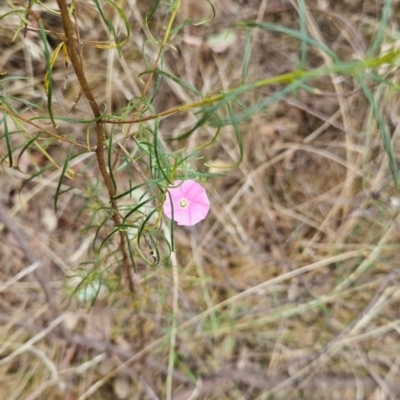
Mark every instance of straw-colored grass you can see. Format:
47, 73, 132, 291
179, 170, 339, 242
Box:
1, 0, 400, 399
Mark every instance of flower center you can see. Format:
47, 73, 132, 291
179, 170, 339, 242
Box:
179, 198, 189, 209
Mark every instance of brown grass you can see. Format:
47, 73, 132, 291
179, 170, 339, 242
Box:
1, 0, 400, 399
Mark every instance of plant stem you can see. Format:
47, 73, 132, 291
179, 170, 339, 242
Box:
56, 0, 134, 291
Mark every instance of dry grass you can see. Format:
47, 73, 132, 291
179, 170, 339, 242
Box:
1, 0, 400, 399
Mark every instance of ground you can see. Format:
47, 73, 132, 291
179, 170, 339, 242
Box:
1, 0, 400, 399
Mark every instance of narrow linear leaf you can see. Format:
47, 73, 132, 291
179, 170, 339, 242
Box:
150, 65, 164, 104
17, 135, 39, 169
241, 28, 252, 84
2, 112, 12, 167
368, 0, 393, 57
113, 178, 164, 201
123, 195, 161, 223
108, 131, 117, 192
168, 109, 217, 141
30, 114, 99, 124
211, 79, 304, 127
239, 21, 338, 62
297, 0, 307, 69
209, 102, 243, 169
193, 0, 215, 25
193, 125, 221, 151
98, 227, 120, 254
146, 0, 161, 27
171, 19, 191, 37
124, 231, 137, 273
44, 42, 64, 95
168, 190, 175, 251
55, 146, 73, 212
20, 164, 52, 192
91, 0, 131, 54
359, 77, 398, 185
153, 120, 173, 184
92, 210, 113, 254
140, 69, 202, 97
137, 210, 160, 265
38, 20, 57, 128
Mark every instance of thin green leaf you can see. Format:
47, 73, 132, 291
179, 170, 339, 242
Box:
193, 125, 221, 151
153, 120, 173, 184
55, 146, 73, 212
108, 130, 117, 192
123, 195, 161, 223
124, 231, 137, 273
167, 190, 175, 250
192, 0, 215, 25
211, 79, 304, 127
359, 77, 398, 185
113, 178, 164, 200
92, 0, 131, 55
297, 0, 307, 69
227, 102, 243, 166
137, 210, 160, 265
171, 19, 191, 36
17, 135, 39, 170
98, 227, 120, 253
92, 210, 113, 254
238, 21, 338, 62
241, 28, 252, 84
140, 68, 202, 97
30, 114, 99, 124
368, 0, 392, 57
20, 164, 52, 192
2, 112, 12, 167
150, 66, 163, 104
168, 109, 217, 141
145, 0, 161, 27
38, 20, 57, 128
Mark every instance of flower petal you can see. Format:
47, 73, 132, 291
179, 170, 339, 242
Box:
181, 180, 207, 200
163, 180, 210, 226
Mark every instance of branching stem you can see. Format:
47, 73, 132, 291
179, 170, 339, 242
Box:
56, 0, 134, 291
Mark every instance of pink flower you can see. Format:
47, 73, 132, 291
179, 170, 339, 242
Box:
163, 180, 210, 226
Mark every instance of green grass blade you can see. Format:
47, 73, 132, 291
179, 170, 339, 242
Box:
358, 77, 398, 185
297, 0, 307, 69
368, 0, 392, 57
